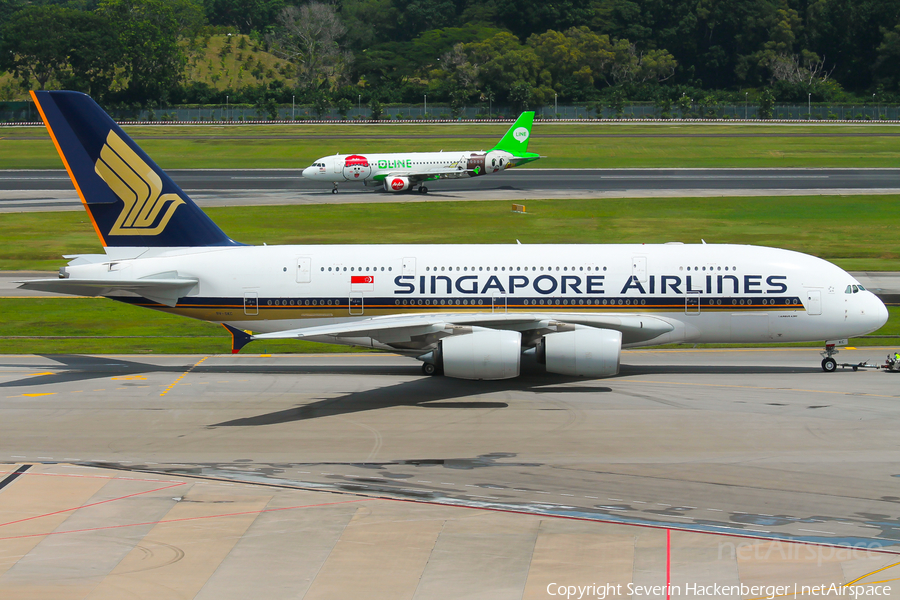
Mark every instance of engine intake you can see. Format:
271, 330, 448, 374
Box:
437, 330, 521, 380
538, 329, 621, 378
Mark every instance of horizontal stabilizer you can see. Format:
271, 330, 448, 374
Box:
222, 324, 253, 354
17, 276, 198, 307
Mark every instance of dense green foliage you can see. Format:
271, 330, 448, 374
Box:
2, 0, 900, 107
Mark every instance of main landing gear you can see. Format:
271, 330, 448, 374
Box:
332, 182, 339, 194
417, 185, 428, 194
422, 362, 436, 375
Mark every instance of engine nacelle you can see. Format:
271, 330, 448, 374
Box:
539, 329, 621, 378
384, 176, 410, 192
438, 330, 521, 380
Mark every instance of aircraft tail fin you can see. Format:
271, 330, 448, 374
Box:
491, 112, 535, 156
30, 90, 239, 248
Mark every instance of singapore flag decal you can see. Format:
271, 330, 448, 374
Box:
350, 275, 374, 291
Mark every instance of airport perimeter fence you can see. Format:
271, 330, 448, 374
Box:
4, 101, 900, 123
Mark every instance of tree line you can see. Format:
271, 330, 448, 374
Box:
3, 0, 900, 111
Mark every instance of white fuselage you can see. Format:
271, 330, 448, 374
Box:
68, 243, 888, 350
302, 150, 513, 188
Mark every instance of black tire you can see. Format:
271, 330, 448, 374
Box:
420, 186, 428, 194
331, 188, 338, 194
421, 362, 436, 376
822, 357, 837, 373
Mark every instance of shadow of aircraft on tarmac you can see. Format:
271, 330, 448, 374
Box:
0, 353, 820, 393
207, 373, 614, 427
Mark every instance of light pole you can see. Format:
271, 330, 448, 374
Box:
358, 94, 361, 117
292, 95, 295, 120
226, 95, 229, 121
874, 93, 877, 119
808, 93, 811, 121
744, 92, 748, 119
554, 93, 558, 118
424, 94, 427, 119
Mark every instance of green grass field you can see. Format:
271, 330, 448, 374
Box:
3, 122, 900, 169
2, 297, 897, 355
0, 298, 365, 354
3, 196, 900, 353
3, 119, 900, 353
2, 196, 899, 271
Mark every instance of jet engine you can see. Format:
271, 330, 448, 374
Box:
384, 176, 410, 192
538, 328, 621, 378
436, 330, 521, 380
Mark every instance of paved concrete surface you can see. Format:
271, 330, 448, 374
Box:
2, 464, 898, 599
2, 168, 899, 212
2, 350, 900, 597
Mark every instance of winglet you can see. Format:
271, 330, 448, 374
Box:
222, 324, 253, 354
491, 112, 534, 156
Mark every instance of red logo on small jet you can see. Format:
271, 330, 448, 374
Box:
391, 178, 405, 190
344, 154, 369, 167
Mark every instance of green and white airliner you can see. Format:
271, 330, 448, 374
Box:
301, 112, 540, 194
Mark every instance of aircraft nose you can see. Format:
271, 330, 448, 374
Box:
301, 167, 312, 178
872, 294, 889, 330
858, 292, 889, 335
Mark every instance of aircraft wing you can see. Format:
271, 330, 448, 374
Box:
17, 274, 199, 307
383, 167, 469, 182
239, 312, 674, 353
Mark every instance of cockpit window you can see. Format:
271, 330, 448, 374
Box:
858, 285, 866, 291
852, 285, 859, 293
845, 285, 852, 294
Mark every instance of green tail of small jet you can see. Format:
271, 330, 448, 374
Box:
492, 112, 541, 166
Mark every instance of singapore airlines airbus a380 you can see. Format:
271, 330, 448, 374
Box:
20, 91, 888, 380
301, 111, 540, 194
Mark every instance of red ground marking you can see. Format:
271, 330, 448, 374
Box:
667, 529, 671, 600
0, 481, 187, 528
0, 498, 369, 541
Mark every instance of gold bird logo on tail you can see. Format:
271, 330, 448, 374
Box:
94, 131, 184, 235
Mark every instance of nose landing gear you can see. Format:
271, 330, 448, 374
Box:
332, 182, 339, 194
821, 343, 838, 372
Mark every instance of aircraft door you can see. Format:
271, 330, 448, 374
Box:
296, 257, 311, 283
805, 289, 822, 315
632, 256, 647, 282
492, 293, 507, 313
243, 292, 259, 316
349, 293, 364, 315
685, 290, 700, 315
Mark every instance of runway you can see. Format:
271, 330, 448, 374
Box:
2, 168, 899, 212
3, 350, 900, 596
